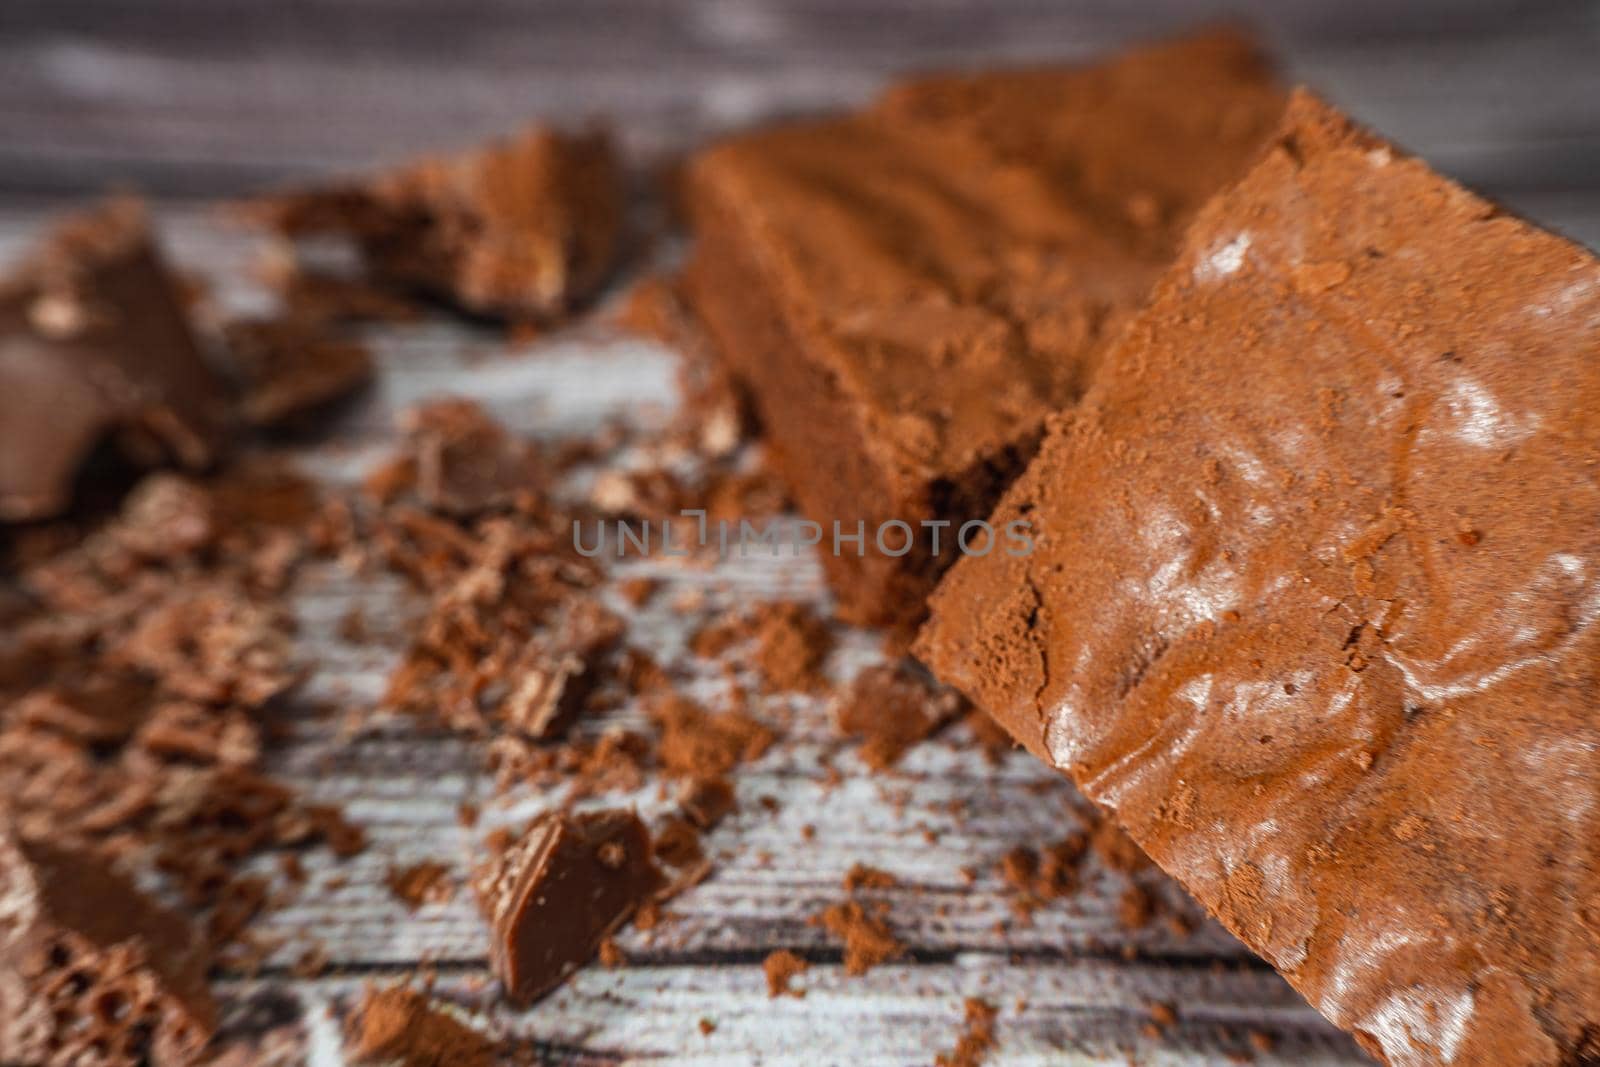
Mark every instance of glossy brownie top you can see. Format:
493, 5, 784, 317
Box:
917, 91, 1600, 1066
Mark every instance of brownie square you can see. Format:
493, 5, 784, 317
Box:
682, 30, 1285, 627
916, 91, 1600, 1065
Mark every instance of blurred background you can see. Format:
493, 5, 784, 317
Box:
0, 0, 1596, 243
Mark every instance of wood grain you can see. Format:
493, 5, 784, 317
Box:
0, 0, 1597, 203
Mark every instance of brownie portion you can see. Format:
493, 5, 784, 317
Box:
682, 30, 1285, 626
249, 126, 623, 320
916, 91, 1600, 1066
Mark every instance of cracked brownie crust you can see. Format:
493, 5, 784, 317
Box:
916, 92, 1600, 1065
683, 30, 1285, 627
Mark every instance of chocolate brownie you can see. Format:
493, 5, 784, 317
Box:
916, 91, 1600, 1065
0, 200, 224, 522
682, 30, 1285, 626
249, 126, 622, 320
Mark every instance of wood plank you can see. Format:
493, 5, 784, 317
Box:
0, 0, 1596, 199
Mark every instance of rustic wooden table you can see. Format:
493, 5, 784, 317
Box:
2, 2, 1597, 1064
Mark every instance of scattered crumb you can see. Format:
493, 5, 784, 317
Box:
815, 901, 904, 976
750, 602, 834, 692
386, 861, 455, 911
843, 863, 897, 892
345, 985, 495, 1067
763, 949, 810, 998
935, 998, 999, 1067
832, 663, 963, 769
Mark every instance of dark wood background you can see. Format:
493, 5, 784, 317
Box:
0, 3, 1595, 1064
1, 0, 1598, 247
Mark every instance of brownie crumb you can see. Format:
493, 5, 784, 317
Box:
678, 775, 736, 830
651, 694, 774, 779
386, 861, 455, 911
1118, 885, 1155, 931
652, 814, 706, 869
842, 863, 897, 892
997, 834, 1087, 919
832, 664, 963, 769
750, 602, 834, 693
763, 949, 810, 998
814, 901, 904, 976
935, 998, 999, 1067
345, 985, 495, 1067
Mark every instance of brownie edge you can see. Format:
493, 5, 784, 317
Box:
682, 29, 1286, 628
915, 91, 1600, 1066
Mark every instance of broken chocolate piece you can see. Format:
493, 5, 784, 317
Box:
916, 92, 1600, 1066
248, 127, 623, 320
498, 597, 623, 740
682, 30, 1285, 626
0, 199, 225, 521
0, 826, 216, 1066
400, 398, 545, 516
474, 809, 663, 1005
222, 317, 373, 429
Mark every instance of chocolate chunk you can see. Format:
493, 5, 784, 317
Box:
222, 317, 373, 429
498, 598, 623, 740
916, 92, 1600, 1066
0, 199, 225, 521
0, 827, 216, 1066
677, 774, 736, 830
400, 398, 545, 516
682, 31, 1284, 627
474, 809, 663, 1005
248, 127, 623, 320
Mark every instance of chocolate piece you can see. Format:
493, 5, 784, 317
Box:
0, 827, 216, 1066
345, 986, 494, 1067
916, 92, 1600, 1066
682, 31, 1284, 626
498, 598, 624, 740
0, 200, 225, 521
400, 398, 545, 516
222, 317, 373, 429
249, 127, 623, 320
475, 809, 663, 1005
